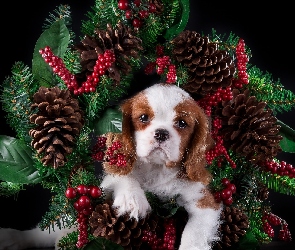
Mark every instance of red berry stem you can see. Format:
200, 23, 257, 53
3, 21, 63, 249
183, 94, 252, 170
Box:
39, 46, 115, 95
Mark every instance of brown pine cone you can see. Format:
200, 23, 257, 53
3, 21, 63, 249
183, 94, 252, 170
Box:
29, 86, 84, 168
171, 30, 235, 96
74, 22, 143, 84
216, 88, 282, 164
89, 202, 158, 249
149, 0, 164, 14
214, 206, 249, 249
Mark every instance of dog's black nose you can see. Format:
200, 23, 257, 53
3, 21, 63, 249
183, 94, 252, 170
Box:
154, 129, 169, 142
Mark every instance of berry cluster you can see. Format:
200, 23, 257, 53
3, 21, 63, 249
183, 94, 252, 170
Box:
263, 160, 295, 178
262, 213, 292, 241
105, 141, 127, 167
92, 136, 107, 161
145, 45, 177, 83
65, 184, 102, 248
197, 86, 233, 116
141, 218, 176, 250
232, 38, 249, 89
118, 0, 157, 28
214, 178, 236, 206
39, 46, 115, 95
205, 118, 236, 169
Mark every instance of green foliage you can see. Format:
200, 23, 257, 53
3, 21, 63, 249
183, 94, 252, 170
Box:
32, 19, 71, 87
84, 238, 124, 250
0, 182, 24, 197
247, 65, 295, 113
81, 0, 121, 36
0, 135, 43, 184
259, 170, 295, 196
278, 120, 295, 153
93, 107, 122, 135
1, 62, 37, 142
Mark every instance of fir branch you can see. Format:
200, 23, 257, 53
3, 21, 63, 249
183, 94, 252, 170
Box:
259, 171, 295, 195
0, 182, 24, 197
81, 0, 122, 36
1, 62, 38, 142
247, 65, 295, 113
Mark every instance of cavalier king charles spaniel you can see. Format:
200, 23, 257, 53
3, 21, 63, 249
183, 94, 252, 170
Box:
0, 83, 222, 250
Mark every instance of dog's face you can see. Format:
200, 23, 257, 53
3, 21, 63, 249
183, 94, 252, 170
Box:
120, 84, 213, 182
130, 84, 199, 165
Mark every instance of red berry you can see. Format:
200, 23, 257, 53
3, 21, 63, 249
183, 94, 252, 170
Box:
76, 184, 88, 195
65, 187, 77, 199
90, 186, 102, 198
139, 10, 149, 19
74, 201, 82, 211
133, 0, 141, 7
221, 178, 230, 187
149, 3, 156, 13
78, 195, 91, 208
228, 183, 236, 194
132, 18, 142, 28
125, 10, 133, 19
118, 0, 129, 10
223, 196, 233, 206
221, 188, 232, 200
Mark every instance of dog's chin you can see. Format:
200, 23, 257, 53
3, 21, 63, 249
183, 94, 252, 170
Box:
140, 147, 173, 166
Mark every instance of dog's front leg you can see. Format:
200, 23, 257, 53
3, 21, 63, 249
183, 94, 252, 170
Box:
178, 205, 222, 250
100, 174, 151, 220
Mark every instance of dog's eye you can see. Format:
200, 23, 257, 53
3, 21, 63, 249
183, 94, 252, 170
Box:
139, 114, 149, 123
176, 120, 187, 128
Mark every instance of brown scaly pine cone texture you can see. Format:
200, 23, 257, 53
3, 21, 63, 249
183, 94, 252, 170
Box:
29, 86, 84, 169
74, 21, 143, 85
89, 202, 158, 249
214, 206, 249, 249
171, 30, 235, 96
149, 0, 164, 14
215, 88, 282, 164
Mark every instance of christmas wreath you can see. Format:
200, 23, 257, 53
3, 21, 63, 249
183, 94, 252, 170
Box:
1, 0, 295, 249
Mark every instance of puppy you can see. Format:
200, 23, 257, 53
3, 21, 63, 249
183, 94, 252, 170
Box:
101, 83, 222, 250
0, 83, 221, 250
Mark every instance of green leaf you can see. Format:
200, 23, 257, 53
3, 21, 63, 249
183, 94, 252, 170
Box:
277, 120, 295, 153
93, 107, 122, 135
84, 238, 124, 250
163, 0, 190, 40
0, 135, 42, 184
32, 19, 70, 87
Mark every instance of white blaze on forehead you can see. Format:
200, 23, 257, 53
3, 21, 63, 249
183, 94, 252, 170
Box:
144, 84, 191, 114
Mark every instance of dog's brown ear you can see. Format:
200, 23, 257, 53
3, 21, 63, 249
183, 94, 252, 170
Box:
102, 99, 137, 175
182, 107, 214, 185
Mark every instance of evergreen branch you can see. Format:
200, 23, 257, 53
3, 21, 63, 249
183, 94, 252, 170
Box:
247, 65, 295, 113
0, 182, 24, 197
1, 62, 38, 142
259, 171, 295, 195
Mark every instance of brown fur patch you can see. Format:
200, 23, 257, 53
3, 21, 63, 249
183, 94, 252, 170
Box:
197, 188, 221, 210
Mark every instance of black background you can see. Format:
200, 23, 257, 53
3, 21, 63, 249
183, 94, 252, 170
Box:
0, 0, 295, 245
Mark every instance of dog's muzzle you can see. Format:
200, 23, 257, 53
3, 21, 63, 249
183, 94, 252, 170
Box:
154, 129, 169, 142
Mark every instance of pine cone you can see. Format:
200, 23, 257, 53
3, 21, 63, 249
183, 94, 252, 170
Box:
89, 202, 158, 249
29, 86, 84, 168
216, 89, 282, 164
149, 0, 164, 14
171, 30, 235, 96
74, 22, 143, 84
214, 206, 249, 249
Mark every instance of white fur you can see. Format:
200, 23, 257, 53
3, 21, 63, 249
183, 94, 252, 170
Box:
0, 84, 221, 250
102, 84, 221, 250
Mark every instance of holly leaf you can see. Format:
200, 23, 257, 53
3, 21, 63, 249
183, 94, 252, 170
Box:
84, 238, 124, 250
93, 107, 122, 135
277, 120, 295, 153
0, 135, 42, 184
163, 0, 190, 40
32, 19, 70, 87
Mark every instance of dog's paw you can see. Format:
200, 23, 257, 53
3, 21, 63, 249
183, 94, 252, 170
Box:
0, 228, 26, 250
112, 191, 151, 220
